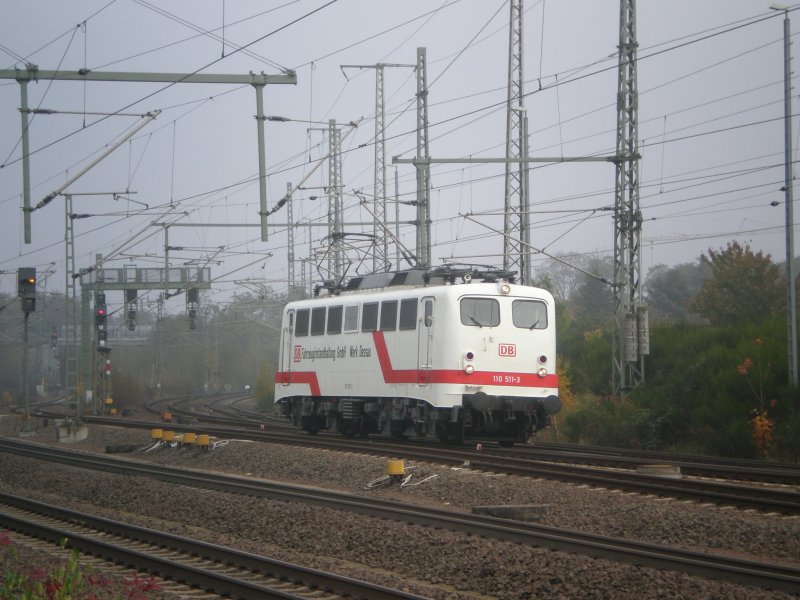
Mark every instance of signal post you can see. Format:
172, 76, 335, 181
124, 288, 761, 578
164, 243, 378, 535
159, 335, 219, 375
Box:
17, 267, 36, 432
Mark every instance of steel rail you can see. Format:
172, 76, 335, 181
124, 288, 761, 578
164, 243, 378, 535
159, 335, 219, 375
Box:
61, 391, 800, 487
36, 414, 800, 514
0, 492, 427, 600
496, 441, 800, 484
1, 438, 798, 593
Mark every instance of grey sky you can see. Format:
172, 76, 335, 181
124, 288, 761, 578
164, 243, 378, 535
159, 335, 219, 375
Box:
0, 1, 794, 313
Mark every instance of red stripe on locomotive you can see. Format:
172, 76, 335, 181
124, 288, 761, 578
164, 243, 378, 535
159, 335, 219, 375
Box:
275, 330, 558, 395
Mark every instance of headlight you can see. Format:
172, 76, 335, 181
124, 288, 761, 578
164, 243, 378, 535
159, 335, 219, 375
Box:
465, 364, 475, 374
538, 367, 548, 378
500, 283, 511, 295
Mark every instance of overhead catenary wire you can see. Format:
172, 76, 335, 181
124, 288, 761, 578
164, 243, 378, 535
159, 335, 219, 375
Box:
1, 0, 340, 173
2, 3, 793, 296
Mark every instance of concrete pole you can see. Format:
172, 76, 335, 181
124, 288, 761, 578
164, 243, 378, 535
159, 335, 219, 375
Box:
779, 7, 798, 386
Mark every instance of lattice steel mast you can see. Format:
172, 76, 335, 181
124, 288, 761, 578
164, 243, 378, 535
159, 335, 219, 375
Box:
613, 0, 648, 395
374, 64, 388, 272
327, 119, 345, 280
285, 181, 298, 297
415, 47, 431, 268
340, 63, 415, 272
503, 0, 530, 284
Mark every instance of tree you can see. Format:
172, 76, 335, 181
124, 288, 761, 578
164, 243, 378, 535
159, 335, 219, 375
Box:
645, 262, 705, 322
536, 254, 583, 301
690, 241, 783, 326
570, 255, 615, 325
537, 252, 606, 302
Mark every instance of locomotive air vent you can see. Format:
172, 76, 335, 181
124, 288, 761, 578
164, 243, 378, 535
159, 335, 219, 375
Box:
389, 272, 409, 286
345, 277, 363, 290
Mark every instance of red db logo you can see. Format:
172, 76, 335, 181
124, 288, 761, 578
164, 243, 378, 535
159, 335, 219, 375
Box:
499, 344, 516, 357
293, 345, 302, 363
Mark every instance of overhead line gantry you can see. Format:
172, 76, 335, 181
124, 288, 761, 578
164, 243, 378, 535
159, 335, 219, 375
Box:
1, 65, 297, 244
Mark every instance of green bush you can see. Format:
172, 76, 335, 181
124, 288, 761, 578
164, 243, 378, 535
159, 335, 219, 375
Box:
253, 362, 275, 412
558, 314, 798, 460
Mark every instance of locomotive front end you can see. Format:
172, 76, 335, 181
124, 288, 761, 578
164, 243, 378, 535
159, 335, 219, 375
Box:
447, 281, 561, 443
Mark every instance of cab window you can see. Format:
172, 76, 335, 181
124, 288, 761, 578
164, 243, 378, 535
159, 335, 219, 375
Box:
460, 297, 500, 327
512, 299, 547, 329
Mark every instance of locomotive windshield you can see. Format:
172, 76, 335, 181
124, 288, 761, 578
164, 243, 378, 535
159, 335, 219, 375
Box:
512, 299, 548, 329
460, 297, 500, 327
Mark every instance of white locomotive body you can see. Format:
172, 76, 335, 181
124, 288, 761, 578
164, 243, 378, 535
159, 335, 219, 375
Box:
275, 270, 560, 444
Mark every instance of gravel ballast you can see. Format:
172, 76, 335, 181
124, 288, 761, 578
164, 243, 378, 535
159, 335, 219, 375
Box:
1, 416, 798, 599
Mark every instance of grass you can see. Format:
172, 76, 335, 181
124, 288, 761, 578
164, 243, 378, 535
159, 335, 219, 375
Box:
1, 530, 163, 599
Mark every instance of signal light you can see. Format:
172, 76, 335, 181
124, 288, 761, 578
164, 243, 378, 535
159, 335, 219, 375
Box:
125, 289, 138, 331
95, 303, 107, 330
17, 267, 36, 312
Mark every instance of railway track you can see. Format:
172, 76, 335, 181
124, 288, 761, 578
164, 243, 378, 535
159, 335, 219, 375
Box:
1, 438, 798, 593
0, 491, 427, 600
54, 413, 800, 515
494, 441, 800, 485
33, 392, 800, 512
130, 395, 800, 487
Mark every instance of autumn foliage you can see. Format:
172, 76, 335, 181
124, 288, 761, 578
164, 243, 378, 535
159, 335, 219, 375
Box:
738, 338, 776, 459
691, 241, 784, 326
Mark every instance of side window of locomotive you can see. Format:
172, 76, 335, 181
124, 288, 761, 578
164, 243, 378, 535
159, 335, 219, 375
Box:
287, 310, 294, 328
380, 300, 398, 331
295, 309, 310, 337
327, 305, 343, 334
399, 298, 417, 330
310, 307, 326, 336
344, 305, 359, 333
512, 299, 548, 329
460, 297, 500, 327
423, 299, 433, 327
362, 302, 379, 332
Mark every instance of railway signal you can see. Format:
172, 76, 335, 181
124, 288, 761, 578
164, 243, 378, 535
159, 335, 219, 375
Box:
95, 293, 107, 349
187, 288, 199, 329
125, 289, 137, 331
17, 267, 36, 313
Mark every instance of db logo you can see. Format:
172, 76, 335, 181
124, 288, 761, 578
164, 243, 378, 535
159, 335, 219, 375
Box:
499, 343, 516, 357
293, 345, 302, 363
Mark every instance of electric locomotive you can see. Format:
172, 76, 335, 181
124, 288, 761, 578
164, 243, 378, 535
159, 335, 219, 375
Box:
275, 268, 560, 445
